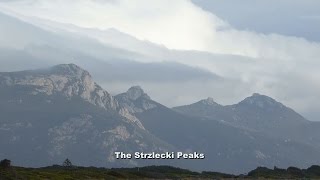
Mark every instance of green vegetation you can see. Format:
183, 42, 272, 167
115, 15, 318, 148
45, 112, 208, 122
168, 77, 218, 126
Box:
0, 165, 206, 180
1, 159, 320, 179
248, 165, 320, 179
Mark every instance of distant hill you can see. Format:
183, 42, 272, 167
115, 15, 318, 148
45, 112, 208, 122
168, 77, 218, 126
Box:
173, 94, 320, 148
116, 85, 320, 173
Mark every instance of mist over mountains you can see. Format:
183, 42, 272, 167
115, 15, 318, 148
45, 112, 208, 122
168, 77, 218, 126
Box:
0, 10, 319, 121
0, 1, 320, 175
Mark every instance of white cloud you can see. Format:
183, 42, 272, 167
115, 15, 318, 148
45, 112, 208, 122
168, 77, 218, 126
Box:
0, 0, 319, 120
1, 0, 320, 60
0, 0, 228, 53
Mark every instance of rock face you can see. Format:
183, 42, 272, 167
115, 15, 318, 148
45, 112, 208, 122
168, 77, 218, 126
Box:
0, 64, 118, 110
0, 64, 172, 168
115, 86, 158, 113
126, 86, 150, 101
199, 97, 220, 106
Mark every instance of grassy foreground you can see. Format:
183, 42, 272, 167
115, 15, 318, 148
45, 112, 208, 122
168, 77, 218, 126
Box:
1, 164, 320, 179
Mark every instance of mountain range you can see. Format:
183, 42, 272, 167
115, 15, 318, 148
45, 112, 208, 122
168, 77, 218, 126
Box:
0, 64, 319, 173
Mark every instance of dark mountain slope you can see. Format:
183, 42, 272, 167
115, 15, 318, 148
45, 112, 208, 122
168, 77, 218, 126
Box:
116, 87, 320, 173
173, 94, 320, 147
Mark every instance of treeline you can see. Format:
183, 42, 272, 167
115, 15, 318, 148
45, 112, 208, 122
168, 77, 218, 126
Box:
1, 158, 320, 179
248, 165, 320, 179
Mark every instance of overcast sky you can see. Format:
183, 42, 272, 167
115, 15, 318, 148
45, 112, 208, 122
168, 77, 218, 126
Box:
0, 0, 319, 121
192, 0, 320, 42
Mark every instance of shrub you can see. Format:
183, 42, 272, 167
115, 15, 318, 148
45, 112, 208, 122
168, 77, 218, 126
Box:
0, 159, 11, 169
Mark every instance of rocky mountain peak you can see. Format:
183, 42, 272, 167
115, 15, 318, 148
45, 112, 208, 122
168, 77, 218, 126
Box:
239, 93, 284, 109
50, 63, 91, 78
115, 86, 157, 113
199, 97, 219, 106
126, 86, 150, 100
0, 64, 118, 111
